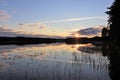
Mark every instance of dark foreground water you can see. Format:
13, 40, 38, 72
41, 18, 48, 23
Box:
0, 43, 111, 80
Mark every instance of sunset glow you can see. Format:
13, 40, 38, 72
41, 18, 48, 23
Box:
0, 0, 115, 79
74, 33, 80, 38
0, 0, 113, 38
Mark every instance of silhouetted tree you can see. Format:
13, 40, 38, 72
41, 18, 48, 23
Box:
102, 27, 108, 37
106, 0, 120, 44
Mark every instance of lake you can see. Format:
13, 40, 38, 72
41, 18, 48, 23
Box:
0, 43, 111, 80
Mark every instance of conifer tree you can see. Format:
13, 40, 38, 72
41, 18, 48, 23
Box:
106, 0, 120, 43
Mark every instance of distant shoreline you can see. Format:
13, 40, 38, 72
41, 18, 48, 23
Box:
0, 36, 109, 45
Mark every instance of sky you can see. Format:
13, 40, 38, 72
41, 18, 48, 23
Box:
0, 0, 114, 38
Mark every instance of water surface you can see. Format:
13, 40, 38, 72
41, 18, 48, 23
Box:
0, 43, 110, 80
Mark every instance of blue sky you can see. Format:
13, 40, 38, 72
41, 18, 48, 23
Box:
0, 0, 114, 37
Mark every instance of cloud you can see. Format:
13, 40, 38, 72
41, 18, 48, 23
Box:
40, 24, 47, 29
18, 23, 47, 30
0, 25, 63, 38
78, 27, 101, 35
43, 16, 107, 23
0, 10, 10, 21
0, 26, 43, 37
0, 25, 12, 31
70, 26, 103, 37
0, 26, 18, 37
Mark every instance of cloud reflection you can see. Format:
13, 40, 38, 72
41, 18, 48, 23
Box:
0, 43, 110, 80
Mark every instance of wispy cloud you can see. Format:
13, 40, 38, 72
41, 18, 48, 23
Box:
0, 10, 10, 21
18, 23, 47, 30
43, 16, 107, 23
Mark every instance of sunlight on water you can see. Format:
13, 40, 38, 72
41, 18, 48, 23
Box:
0, 43, 110, 80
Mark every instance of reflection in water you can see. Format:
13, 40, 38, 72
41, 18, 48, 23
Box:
0, 43, 110, 80
107, 45, 120, 80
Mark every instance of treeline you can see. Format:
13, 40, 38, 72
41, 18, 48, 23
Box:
0, 36, 65, 45
65, 36, 108, 44
0, 36, 108, 45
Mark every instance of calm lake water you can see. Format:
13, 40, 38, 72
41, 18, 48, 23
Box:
0, 43, 111, 80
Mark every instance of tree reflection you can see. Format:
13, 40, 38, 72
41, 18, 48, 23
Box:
76, 43, 102, 54
101, 43, 120, 80
74, 42, 120, 80
107, 45, 120, 80
101, 42, 109, 56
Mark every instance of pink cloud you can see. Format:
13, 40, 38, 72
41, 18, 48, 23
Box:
18, 23, 47, 30
0, 10, 10, 21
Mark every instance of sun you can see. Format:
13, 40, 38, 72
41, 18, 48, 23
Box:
74, 33, 80, 38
